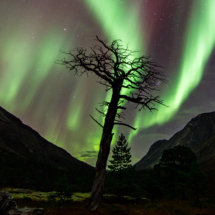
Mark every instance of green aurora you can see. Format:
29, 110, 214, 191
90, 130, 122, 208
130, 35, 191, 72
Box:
0, 0, 214, 166
83, 0, 215, 144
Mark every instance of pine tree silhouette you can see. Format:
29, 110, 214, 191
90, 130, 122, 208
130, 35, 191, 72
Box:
108, 133, 134, 198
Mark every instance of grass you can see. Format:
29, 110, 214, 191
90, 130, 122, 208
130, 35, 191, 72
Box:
14, 195, 215, 215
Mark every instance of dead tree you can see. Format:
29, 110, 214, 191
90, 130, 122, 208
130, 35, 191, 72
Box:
59, 36, 167, 211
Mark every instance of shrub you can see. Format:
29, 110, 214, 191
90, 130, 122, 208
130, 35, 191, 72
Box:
47, 175, 73, 207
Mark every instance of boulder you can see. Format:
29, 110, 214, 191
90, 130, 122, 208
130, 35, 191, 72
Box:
0, 192, 44, 215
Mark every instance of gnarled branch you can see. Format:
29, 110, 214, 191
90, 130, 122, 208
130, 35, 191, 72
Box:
114, 122, 137, 130
120, 94, 167, 111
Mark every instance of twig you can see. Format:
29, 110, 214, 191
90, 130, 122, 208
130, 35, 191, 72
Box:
90, 115, 103, 128
114, 123, 136, 130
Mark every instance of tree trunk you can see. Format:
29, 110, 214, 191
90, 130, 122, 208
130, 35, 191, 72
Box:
87, 81, 122, 211
87, 133, 113, 211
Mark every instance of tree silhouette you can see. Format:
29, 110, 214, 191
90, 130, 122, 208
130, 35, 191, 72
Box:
159, 146, 197, 172
107, 133, 134, 198
59, 36, 167, 211
158, 146, 196, 199
108, 133, 132, 172
155, 146, 207, 201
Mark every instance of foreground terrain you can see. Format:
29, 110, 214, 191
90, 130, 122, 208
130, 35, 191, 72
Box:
1, 187, 215, 215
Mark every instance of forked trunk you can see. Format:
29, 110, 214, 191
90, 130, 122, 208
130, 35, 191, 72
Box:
87, 81, 122, 211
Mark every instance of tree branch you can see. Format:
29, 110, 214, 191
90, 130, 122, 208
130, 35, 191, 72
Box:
119, 94, 167, 111
117, 106, 126, 110
114, 122, 137, 130
59, 49, 114, 85
114, 119, 122, 123
90, 115, 103, 128
96, 81, 112, 91
95, 108, 106, 117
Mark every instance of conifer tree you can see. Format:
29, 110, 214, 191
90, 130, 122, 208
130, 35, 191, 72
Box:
107, 133, 134, 198
108, 133, 132, 171
47, 175, 73, 207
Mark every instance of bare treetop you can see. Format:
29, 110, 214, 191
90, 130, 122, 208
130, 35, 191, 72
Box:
60, 36, 167, 115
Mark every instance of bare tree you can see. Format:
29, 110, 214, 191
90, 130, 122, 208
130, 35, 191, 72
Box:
59, 36, 167, 211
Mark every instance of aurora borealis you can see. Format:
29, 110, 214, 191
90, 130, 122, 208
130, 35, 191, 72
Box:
0, 0, 214, 167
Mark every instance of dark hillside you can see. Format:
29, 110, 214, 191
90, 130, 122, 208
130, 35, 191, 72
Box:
0, 106, 95, 191
135, 111, 215, 198
135, 111, 215, 171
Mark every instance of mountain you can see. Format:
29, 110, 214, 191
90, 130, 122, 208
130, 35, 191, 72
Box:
0, 106, 95, 191
135, 111, 215, 174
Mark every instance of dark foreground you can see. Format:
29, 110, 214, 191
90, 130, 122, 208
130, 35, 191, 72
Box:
15, 196, 215, 215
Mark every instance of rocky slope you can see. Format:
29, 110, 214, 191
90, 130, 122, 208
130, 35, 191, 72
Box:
135, 111, 215, 173
0, 106, 95, 191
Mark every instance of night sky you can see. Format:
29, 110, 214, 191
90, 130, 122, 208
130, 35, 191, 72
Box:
0, 0, 214, 167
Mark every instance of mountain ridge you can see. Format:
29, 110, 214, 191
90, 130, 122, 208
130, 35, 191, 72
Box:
0, 106, 95, 191
135, 111, 215, 172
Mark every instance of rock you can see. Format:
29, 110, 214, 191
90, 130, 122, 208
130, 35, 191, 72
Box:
0, 192, 44, 215
0, 192, 17, 214
7, 208, 45, 215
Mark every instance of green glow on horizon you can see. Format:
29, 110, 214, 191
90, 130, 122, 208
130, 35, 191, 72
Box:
128, 0, 215, 142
